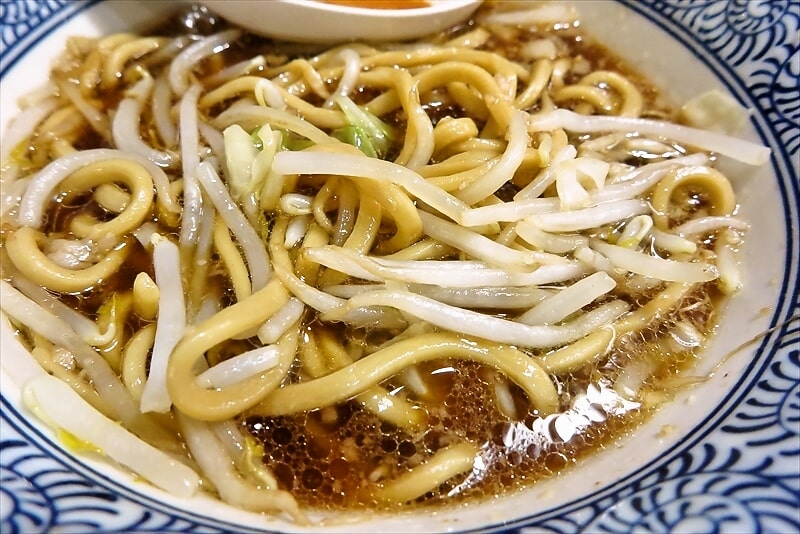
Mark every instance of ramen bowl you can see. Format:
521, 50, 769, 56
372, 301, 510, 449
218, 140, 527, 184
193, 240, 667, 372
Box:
0, 1, 798, 532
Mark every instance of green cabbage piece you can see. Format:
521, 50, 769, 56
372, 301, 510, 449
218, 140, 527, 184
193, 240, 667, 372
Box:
331, 94, 393, 159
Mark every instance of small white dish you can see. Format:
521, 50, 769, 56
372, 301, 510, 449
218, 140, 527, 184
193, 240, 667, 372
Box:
201, 0, 482, 43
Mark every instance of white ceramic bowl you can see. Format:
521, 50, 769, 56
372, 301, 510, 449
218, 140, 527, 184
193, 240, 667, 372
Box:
201, 0, 483, 43
1, 1, 798, 532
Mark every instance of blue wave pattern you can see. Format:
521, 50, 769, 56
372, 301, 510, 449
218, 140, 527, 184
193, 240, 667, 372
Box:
0, 0, 69, 64
509, 327, 800, 533
637, 0, 800, 163
0, 0, 798, 533
0, 408, 226, 534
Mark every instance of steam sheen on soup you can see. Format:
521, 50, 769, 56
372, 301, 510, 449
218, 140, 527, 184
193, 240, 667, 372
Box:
0, 0, 768, 523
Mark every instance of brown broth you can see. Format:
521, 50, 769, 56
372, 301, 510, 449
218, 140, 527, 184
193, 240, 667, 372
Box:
242, 284, 716, 512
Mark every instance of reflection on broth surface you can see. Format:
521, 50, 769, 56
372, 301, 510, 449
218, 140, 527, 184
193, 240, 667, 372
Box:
0, 0, 768, 523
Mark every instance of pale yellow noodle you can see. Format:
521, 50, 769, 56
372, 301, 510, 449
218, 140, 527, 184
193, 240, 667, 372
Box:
213, 217, 252, 302
201, 76, 346, 129
92, 183, 129, 214
279, 45, 380, 96
252, 333, 559, 417
94, 292, 133, 373
360, 48, 529, 81
37, 105, 84, 146
297, 327, 328, 378
425, 158, 497, 192
444, 27, 491, 48
516, 58, 554, 109
613, 283, 694, 334
579, 70, 644, 117
358, 67, 434, 169
311, 176, 339, 232
167, 277, 293, 421
344, 191, 382, 253
159, 179, 184, 228
316, 328, 426, 431
431, 117, 480, 154
29, 334, 113, 417
198, 76, 263, 107
66, 212, 106, 238
211, 105, 336, 146
516, 146, 548, 176
552, 85, 615, 114
548, 57, 573, 90
539, 327, 615, 375
268, 57, 331, 98
5, 227, 132, 294
414, 62, 514, 131
76, 33, 137, 91
132, 272, 159, 321
295, 222, 332, 284
380, 238, 454, 261
352, 177, 422, 253
372, 442, 480, 504
316, 192, 381, 288
440, 137, 506, 157
650, 166, 736, 230
330, 177, 359, 247
103, 37, 167, 88
359, 61, 512, 137
419, 150, 496, 179
59, 159, 155, 238
50, 138, 78, 159
446, 81, 491, 122
122, 323, 155, 402
76, 43, 104, 92
541, 283, 694, 374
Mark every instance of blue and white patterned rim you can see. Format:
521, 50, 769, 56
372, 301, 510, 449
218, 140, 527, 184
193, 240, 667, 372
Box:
0, 1, 798, 532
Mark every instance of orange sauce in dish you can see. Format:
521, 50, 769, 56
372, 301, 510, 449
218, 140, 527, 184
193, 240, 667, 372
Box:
320, 0, 430, 9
